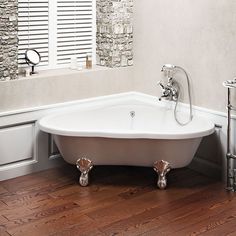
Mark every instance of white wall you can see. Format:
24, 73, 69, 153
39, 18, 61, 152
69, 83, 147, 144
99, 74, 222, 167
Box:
3, 1, 236, 113
133, 0, 236, 112
0, 67, 134, 112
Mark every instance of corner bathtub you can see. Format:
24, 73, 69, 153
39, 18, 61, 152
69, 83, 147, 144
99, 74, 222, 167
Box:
39, 95, 215, 189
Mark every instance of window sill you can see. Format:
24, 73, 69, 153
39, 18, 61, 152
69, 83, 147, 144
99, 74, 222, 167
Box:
16, 65, 112, 81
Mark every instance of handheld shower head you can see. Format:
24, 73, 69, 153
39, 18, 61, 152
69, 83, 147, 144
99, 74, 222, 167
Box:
161, 64, 176, 72
161, 64, 176, 79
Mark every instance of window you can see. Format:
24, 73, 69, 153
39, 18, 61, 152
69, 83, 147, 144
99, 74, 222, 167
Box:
18, 0, 49, 67
18, 0, 95, 69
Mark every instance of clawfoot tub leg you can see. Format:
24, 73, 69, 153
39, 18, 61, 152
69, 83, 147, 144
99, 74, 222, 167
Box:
76, 158, 93, 187
153, 160, 171, 190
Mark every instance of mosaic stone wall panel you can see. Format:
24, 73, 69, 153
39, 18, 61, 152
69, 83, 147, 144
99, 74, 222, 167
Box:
96, 0, 133, 67
0, 0, 18, 81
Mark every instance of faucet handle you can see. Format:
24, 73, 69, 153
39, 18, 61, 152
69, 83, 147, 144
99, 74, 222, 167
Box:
158, 81, 165, 89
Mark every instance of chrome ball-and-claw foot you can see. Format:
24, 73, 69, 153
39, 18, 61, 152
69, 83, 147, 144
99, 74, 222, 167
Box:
153, 160, 171, 190
76, 158, 93, 187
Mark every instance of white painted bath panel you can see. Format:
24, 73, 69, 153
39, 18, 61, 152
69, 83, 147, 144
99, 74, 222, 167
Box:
0, 124, 34, 165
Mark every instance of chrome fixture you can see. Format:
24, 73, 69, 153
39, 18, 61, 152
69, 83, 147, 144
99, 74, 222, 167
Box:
159, 64, 178, 101
159, 64, 193, 126
161, 64, 176, 77
130, 111, 135, 118
158, 78, 178, 101
223, 79, 236, 192
76, 158, 93, 186
153, 160, 171, 189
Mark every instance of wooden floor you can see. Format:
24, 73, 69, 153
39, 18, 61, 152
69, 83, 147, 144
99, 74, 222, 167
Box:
0, 165, 236, 236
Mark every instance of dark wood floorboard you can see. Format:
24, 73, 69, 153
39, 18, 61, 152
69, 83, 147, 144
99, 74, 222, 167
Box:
0, 164, 234, 236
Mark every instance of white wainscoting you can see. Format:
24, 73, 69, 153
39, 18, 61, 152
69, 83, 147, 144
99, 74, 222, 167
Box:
145, 94, 231, 181
0, 112, 64, 181
0, 92, 232, 181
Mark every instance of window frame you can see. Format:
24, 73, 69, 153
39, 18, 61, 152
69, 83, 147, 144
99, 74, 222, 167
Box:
18, 0, 96, 70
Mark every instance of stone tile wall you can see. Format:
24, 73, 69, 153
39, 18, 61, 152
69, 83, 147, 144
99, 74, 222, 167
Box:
0, 0, 18, 81
96, 0, 133, 67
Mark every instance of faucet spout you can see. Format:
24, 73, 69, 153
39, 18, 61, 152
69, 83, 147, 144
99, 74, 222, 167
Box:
159, 94, 168, 101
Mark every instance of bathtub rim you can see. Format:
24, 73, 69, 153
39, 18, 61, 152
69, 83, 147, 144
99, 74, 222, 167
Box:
39, 101, 215, 140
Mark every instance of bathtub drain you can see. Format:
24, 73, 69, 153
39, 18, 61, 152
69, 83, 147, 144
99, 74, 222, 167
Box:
130, 111, 135, 118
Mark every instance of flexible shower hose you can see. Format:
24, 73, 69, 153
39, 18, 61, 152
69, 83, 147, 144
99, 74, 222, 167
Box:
174, 66, 193, 126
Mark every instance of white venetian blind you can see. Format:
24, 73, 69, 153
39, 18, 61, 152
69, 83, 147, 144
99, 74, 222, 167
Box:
57, 0, 93, 65
18, 0, 49, 67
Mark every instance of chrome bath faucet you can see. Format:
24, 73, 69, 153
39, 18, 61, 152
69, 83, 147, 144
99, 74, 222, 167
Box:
158, 77, 178, 101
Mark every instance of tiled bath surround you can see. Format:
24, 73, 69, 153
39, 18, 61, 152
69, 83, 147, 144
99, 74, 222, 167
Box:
0, 0, 18, 81
96, 0, 133, 67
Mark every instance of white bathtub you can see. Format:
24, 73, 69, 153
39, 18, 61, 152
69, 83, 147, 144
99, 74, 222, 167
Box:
39, 93, 215, 188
